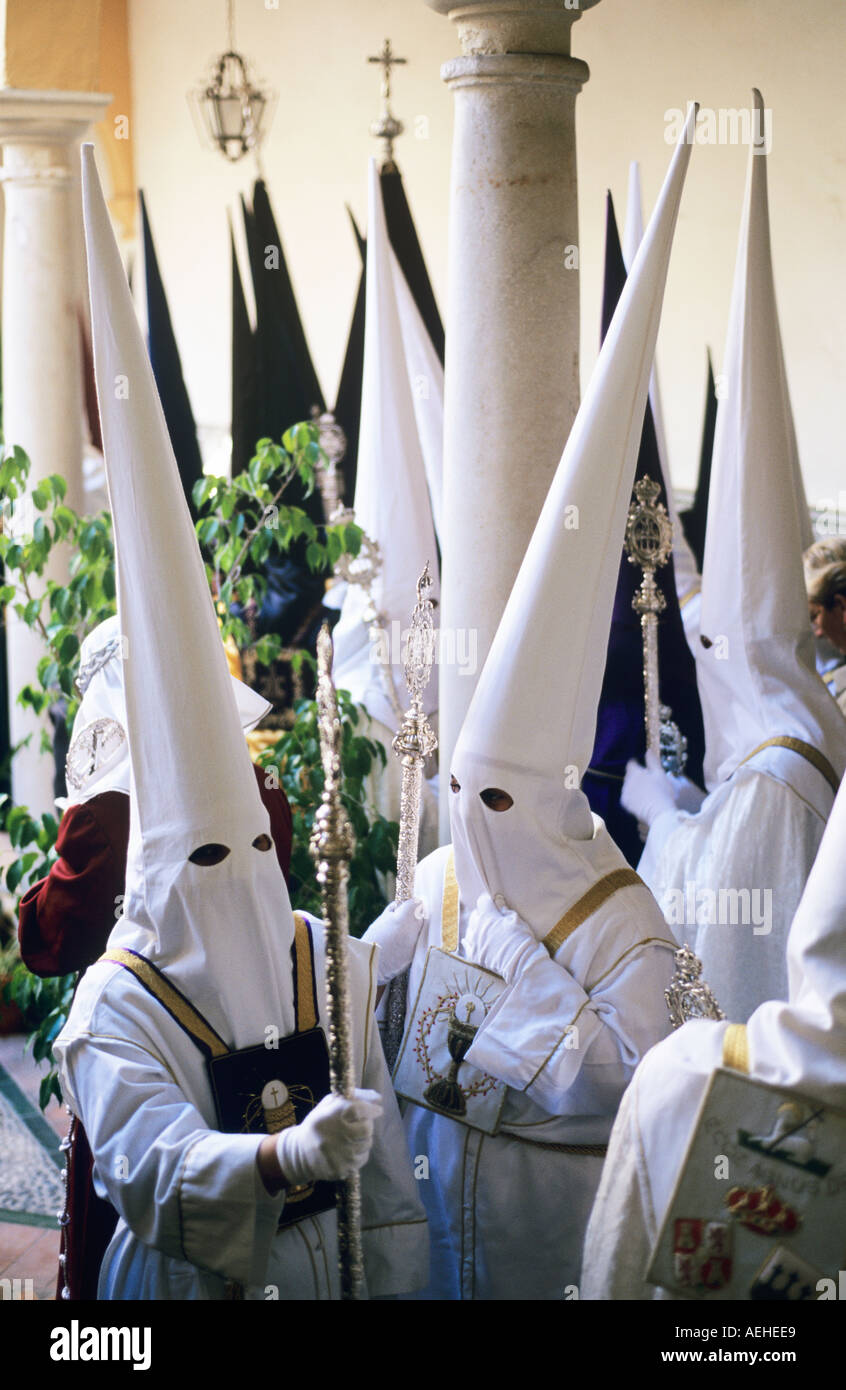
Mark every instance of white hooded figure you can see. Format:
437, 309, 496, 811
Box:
582, 697, 846, 1299
62, 614, 272, 809
363, 108, 698, 1299
331, 159, 442, 863
622, 92, 846, 1025
53, 146, 427, 1301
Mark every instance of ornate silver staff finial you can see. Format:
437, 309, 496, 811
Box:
665, 943, 726, 1029
659, 702, 688, 776
625, 475, 674, 759
311, 407, 348, 522
309, 623, 363, 1301
367, 38, 406, 171
380, 565, 439, 1072
331, 507, 382, 594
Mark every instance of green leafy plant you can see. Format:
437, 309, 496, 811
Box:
0, 444, 115, 743
193, 424, 362, 668
0, 427, 394, 1107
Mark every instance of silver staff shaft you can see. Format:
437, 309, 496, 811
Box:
382, 566, 439, 1071
394, 755, 424, 905
311, 624, 364, 1301
641, 590, 662, 757
392, 563, 438, 903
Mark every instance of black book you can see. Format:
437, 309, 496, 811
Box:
207, 1027, 338, 1228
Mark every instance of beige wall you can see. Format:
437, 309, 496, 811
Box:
1, 0, 102, 90
126, 0, 846, 504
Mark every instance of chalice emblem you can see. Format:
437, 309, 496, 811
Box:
424, 992, 481, 1116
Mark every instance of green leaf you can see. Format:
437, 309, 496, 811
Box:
192, 475, 217, 511
58, 631, 79, 663
5, 857, 25, 892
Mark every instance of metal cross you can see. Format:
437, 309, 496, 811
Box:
368, 38, 406, 169
368, 38, 406, 103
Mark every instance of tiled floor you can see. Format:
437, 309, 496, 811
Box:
0, 1031, 65, 1301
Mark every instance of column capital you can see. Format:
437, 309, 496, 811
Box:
424, 0, 601, 57
0, 89, 111, 148
441, 51, 589, 93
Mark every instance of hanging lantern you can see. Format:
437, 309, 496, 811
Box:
189, 1, 275, 163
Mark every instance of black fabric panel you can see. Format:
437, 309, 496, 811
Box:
380, 167, 444, 365
679, 352, 717, 571
139, 191, 204, 515
230, 217, 262, 476
243, 180, 325, 526
333, 208, 366, 507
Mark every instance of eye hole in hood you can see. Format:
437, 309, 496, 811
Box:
188, 843, 231, 867
479, 788, 514, 813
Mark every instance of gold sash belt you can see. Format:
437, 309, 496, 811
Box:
736, 736, 839, 795
722, 1022, 749, 1074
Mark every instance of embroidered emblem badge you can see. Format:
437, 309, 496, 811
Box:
672, 1218, 733, 1292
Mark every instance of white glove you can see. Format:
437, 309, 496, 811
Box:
362, 897, 427, 985
668, 772, 707, 815
275, 1089, 382, 1186
620, 750, 678, 827
463, 892, 546, 984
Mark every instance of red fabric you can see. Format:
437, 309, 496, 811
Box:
18, 765, 293, 977
19, 791, 130, 977
56, 1115, 118, 1302
16, 765, 293, 1302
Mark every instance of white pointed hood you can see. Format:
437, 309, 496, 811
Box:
64, 615, 272, 808
696, 92, 846, 793
391, 249, 444, 542
449, 107, 697, 933
332, 159, 441, 730
624, 159, 701, 607
81, 144, 296, 1047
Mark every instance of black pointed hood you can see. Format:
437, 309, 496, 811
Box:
243, 179, 325, 524
379, 166, 444, 365
139, 191, 204, 514
680, 352, 717, 571
333, 208, 366, 508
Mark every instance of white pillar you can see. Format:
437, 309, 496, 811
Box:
426, 1, 600, 832
0, 90, 110, 812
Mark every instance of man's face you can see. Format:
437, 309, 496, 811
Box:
810, 595, 846, 654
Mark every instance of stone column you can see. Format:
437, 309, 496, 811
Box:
426, 0, 600, 831
0, 90, 110, 812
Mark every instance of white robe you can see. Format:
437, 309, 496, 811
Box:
581, 1018, 730, 1300
400, 842, 677, 1300
637, 746, 834, 1022
56, 921, 428, 1300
